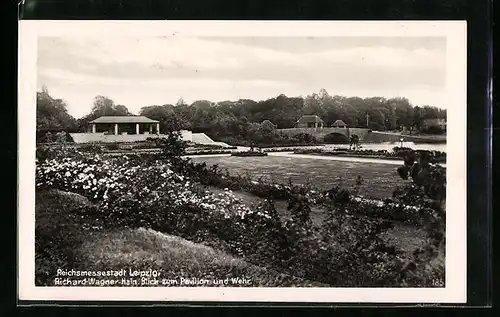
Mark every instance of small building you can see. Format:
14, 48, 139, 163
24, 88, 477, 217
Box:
261, 119, 277, 130
332, 119, 348, 128
421, 118, 446, 131
89, 116, 160, 135
296, 115, 324, 128
401, 125, 410, 135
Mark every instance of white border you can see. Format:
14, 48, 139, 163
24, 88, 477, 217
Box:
18, 20, 467, 303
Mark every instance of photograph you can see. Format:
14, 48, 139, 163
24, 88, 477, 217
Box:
18, 21, 467, 303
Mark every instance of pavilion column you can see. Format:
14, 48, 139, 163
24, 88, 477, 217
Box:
136, 123, 140, 135
149, 125, 153, 134
156, 123, 160, 134
91, 124, 96, 133
114, 123, 118, 135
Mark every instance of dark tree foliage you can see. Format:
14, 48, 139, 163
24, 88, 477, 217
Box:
153, 132, 188, 159
76, 95, 134, 132
38, 88, 446, 143
37, 87, 78, 132
394, 152, 446, 285
146, 89, 446, 143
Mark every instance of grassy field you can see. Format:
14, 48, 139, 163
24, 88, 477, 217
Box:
189, 156, 409, 199
35, 189, 327, 287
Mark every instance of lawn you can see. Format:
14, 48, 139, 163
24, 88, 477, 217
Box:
189, 156, 408, 199
35, 189, 327, 287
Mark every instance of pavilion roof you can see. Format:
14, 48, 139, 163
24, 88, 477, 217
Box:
89, 116, 159, 124
332, 119, 347, 127
297, 115, 324, 123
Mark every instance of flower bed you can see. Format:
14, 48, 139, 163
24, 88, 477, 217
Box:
231, 151, 268, 157
185, 149, 233, 155
262, 147, 322, 153
187, 143, 237, 150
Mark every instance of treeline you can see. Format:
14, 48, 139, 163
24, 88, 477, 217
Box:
37, 88, 78, 133
37, 88, 446, 141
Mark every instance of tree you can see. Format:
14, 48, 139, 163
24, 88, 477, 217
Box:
420, 105, 440, 120
155, 131, 188, 161
349, 135, 360, 150
86, 95, 132, 118
303, 93, 324, 117
246, 122, 263, 150
127, 90, 445, 145
176, 97, 187, 107
395, 151, 446, 284
139, 105, 190, 133
77, 95, 133, 131
36, 88, 77, 132
412, 106, 423, 131
115, 104, 131, 115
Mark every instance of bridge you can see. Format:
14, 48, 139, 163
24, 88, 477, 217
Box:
276, 127, 372, 142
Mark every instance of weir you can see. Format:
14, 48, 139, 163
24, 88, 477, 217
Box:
275, 127, 445, 143
276, 127, 371, 142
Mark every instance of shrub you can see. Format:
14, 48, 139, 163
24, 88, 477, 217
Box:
393, 151, 446, 285
293, 149, 323, 154
393, 147, 413, 153
324, 133, 349, 144
231, 151, 268, 157
105, 143, 120, 151
421, 125, 445, 135
186, 150, 233, 155
293, 133, 318, 144
36, 145, 82, 162
79, 143, 103, 154
150, 132, 188, 161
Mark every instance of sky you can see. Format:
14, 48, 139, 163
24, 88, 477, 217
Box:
37, 36, 447, 119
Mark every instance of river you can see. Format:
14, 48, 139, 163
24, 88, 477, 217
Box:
262, 142, 446, 153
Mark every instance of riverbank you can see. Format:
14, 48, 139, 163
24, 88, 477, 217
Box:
292, 148, 446, 164
188, 151, 446, 167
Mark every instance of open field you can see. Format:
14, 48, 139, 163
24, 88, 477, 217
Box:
190, 155, 409, 199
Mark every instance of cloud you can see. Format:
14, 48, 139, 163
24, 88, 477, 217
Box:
37, 36, 446, 117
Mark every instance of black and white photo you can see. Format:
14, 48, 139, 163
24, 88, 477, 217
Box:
18, 21, 467, 303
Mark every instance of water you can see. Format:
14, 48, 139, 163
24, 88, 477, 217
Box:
325, 142, 446, 153
263, 142, 446, 153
